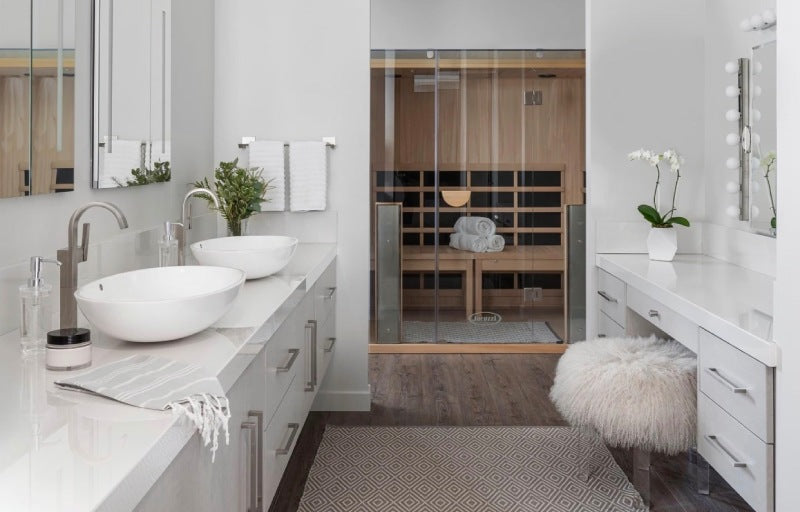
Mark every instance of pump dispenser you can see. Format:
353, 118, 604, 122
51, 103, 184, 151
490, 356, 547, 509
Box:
20, 257, 61, 355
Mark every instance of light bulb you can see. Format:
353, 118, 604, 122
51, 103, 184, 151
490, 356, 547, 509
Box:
726, 205, 741, 218
751, 205, 761, 219
754, 85, 763, 97
751, 14, 763, 28
726, 157, 739, 170
726, 109, 740, 122
726, 181, 740, 194
752, 180, 761, 193
725, 85, 740, 97
724, 61, 738, 74
752, 132, 761, 145
753, 61, 763, 75
726, 133, 740, 146
762, 9, 776, 25
752, 109, 762, 122
740, 18, 752, 31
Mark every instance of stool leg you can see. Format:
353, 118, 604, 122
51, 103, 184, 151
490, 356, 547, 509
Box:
632, 448, 651, 510
695, 448, 710, 495
579, 426, 598, 482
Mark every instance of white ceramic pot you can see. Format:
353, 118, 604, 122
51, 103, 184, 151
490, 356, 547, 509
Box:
647, 227, 677, 261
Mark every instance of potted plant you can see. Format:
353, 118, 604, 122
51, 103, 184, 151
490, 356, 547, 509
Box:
194, 158, 274, 236
628, 148, 690, 261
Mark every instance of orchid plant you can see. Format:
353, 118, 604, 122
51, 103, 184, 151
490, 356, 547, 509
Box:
628, 148, 690, 228
760, 152, 777, 229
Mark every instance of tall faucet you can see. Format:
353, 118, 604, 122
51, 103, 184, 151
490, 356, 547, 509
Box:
176, 187, 220, 265
57, 202, 129, 329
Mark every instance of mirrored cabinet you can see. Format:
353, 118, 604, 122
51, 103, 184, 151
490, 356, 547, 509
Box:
750, 41, 776, 236
0, 0, 76, 198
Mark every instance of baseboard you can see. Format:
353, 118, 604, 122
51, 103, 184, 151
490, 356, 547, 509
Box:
311, 386, 372, 412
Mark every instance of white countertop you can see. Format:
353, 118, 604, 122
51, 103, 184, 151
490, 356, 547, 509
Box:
597, 254, 776, 366
0, 243, 336, 512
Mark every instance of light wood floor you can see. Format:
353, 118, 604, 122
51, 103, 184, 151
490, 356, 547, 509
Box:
270, 354, 752, 512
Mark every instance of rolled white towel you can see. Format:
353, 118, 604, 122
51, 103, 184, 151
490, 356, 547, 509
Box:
449, 232, 488, 253
454, 216, 496, 236
485, 235, 506, 252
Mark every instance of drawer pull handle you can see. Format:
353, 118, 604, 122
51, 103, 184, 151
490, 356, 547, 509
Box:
597, 290, 618, 303
705, 435, 748, 468
648, 309, 660, 318
324, 337, 337, 352
305, 321, 318, 392
241, 421, 258, 512
276, 423, 301, 455
247, 410, 264, 510
706, 367, 748, 394
324, 287, 337, 300
275, 348, 300, 373
598, 334, 607, 338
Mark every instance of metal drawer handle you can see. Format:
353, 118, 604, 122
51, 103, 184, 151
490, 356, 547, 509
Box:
705, 435, 748, 468
276, 423, 300, 455
597, 290, 618, 303
324, 337, 337, 353
241, 421, 258, 512
247, 410, 264, 510
275, 348, 300, 373
706, 367, 748, 394
323, 287, 337, 300
648, 309, 660, 319
305, 321, 317, 392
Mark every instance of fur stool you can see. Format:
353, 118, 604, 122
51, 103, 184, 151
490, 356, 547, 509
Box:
550, 335, 697, 508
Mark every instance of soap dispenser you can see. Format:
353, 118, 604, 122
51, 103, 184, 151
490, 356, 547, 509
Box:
159, 221, 180, 267
19, 256, 61, 355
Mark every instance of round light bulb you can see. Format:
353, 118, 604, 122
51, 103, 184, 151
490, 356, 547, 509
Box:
752, 180, 761, 193
725, 85, 740, 97
726, 157, 739, 170
751, 14, 763, 28
754, 85, 763, 97
726, 205, 741, 218
752, 109, 762, 122
740, 18, 752, 31
753, 61, 763, 75
751, 205, 761, 219
724, 61, 738, 74
752, 132, 761, 145
725, 181, 740, 194
725, 109, 740, 122
762, 9, 776, 25
726, 133, 740, 146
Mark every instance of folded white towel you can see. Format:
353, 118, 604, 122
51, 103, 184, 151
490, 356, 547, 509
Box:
454, 216, 496, 236
55, 354, 230, 460
486, 234, 506, 252
289, 141, 327, 211
450, 232, 488, 253
249, 140, 286, 211
100, 139, 143, 187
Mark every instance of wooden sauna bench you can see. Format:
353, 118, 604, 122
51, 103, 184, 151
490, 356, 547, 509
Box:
403, 246, 476, 316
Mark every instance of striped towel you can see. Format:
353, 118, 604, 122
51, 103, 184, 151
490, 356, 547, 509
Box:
55, 355, 230, 460
289, 141, 327, 211
249, 140, 286, 211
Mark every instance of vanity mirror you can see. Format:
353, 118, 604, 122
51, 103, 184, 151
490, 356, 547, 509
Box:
0, 0, 76, 198
92, 0, 171, 188
749, 40, 776, 236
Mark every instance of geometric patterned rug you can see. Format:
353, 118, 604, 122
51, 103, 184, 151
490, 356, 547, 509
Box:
402, 321, 562, 344
298, 426, 644, 511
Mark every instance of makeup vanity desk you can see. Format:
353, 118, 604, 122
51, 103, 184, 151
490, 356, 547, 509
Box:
596, 253, 776, 512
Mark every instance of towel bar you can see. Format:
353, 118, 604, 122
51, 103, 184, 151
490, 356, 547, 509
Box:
238, 136, 336, 149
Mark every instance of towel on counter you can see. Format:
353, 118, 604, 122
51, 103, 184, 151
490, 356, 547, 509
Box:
249, 140, 286, 211
55, 355, 231, 461
449, 232, 489, 253
289, 141, 327, 211
485, 234, 506, 252
99, 139, 143, 187
454, 216, 496, 236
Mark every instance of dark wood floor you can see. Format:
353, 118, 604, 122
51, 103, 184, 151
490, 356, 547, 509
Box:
270, 354, 753, 512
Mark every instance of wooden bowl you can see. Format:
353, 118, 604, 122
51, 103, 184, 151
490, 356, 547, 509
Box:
441, 190, 471, 207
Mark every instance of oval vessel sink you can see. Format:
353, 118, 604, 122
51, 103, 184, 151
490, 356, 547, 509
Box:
75, 266, 245, 342
190, 235, 299, 279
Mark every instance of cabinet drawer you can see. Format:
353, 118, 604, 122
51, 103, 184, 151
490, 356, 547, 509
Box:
598, 311, 625, 339
314, 262, 337, 326
626, 286, 698, 353
699, 329, 774, 442
263, 316, 302, 425
263, 374, 304, 505
317, 313, 336, 387
597, 269, 626, 327
698, 393, 774, 512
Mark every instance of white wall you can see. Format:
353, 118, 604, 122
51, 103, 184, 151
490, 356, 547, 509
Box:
371, 0, 584, 49
586, 0, 706, 338
1, 0, 76, 48
214, 0, 371, 410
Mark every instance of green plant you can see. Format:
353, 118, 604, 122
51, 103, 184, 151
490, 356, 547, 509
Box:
761, 152, 777, 230
113, 160, 171, 187
628, 148, 691, 229
194, 158, 274, 236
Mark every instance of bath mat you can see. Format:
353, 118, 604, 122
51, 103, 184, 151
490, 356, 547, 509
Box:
402, 320, 562, 343
298, 426, 644, 512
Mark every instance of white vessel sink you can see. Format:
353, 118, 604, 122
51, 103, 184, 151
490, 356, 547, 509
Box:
190, 235, 299, 280
75, 266, 245, 342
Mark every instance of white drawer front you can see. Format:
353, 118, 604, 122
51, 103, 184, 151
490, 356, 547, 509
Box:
598, 311, 625, 339
314, 262, 337, 326
597, 269, 626, 327
698, 393, 774, 512
263, 374, 304, 506
263, 318, 302, 425
626, 286, 698, 353
699, 329, 774, 442
317, 313, 336, 386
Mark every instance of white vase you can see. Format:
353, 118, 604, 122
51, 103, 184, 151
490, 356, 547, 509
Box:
646, 227, 677, 261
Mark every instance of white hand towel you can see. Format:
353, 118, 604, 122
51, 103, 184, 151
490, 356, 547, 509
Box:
454, 216, 496, 236
289, 141, 327, 211
449, 232, 488, 253
55, 354, 230, 461
485, 234, 506, 252
249, 140, 286, 211
100, 139, 143, 187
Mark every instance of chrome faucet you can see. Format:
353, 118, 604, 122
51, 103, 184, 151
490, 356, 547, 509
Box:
57, 202, 129, 329
176, 187, 219, 265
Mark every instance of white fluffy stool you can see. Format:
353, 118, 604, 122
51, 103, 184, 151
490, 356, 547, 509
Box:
550, 335, 697, 508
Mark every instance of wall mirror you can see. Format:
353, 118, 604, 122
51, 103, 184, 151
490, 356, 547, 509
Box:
92, 0, 171, 188
0, 0, 76, 198
749, 40, 776, 236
